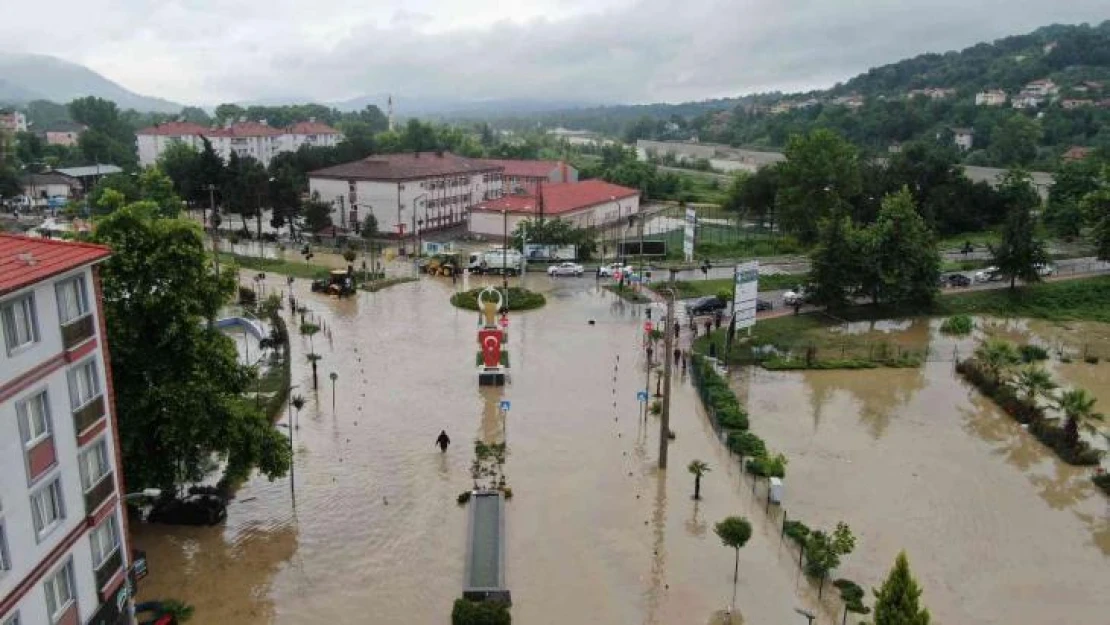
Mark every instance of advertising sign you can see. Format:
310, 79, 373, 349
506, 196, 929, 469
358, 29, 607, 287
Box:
523, 244, 577, 261
733, 261, 759, 330
683, 207, 696, 262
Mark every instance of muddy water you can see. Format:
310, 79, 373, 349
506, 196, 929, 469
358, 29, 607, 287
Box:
134, 273, 837, 624
737, 318, 1110, 625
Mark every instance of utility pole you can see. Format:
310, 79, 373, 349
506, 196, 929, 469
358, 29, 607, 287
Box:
659, 278, 675, 469
208, 184, 221, 279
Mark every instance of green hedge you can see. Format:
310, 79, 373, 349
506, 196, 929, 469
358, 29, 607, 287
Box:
1094, 473, 1110, 496
451, 599, 511, 625
451, 287, 546, 311
603, 284, 652, 303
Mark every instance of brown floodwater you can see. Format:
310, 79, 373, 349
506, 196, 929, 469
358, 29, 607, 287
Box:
134, 272, 846, 624
735, 317, 1110, 625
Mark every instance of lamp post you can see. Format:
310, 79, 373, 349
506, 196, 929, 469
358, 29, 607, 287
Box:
411, 193, 427, 257
502, 208, 509, 291
658, 280, 676, 469
281, 385, 301, 507
329, 372, 338, 412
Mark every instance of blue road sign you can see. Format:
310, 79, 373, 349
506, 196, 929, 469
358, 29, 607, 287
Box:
499, 400, 511, 411
636, 390, 649, 402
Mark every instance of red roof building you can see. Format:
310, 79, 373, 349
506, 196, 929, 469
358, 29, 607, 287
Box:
473, 159, 578, 195
469, 179, 640, 239
1062, 146, 1094, 162
0, 234, 111, 296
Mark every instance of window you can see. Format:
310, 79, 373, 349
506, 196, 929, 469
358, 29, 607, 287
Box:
54, 277, 89, 325
17, 391, 51, 448
2, 294, 39, 354
68, 360, 100, 410
89, 514, 120, 569
3, 613, 19, 625
30, 478, 64, 538
79, 439, 111, 492
0, 501, 10, 574
43, 559, 75, 623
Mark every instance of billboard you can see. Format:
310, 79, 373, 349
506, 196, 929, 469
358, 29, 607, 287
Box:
733, 261, 759, 330
523, 244, 578, 261
683, 207, 696, 262
617, 240, 667, 257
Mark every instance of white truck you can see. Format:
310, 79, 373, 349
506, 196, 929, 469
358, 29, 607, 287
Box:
469, 249, 524, 275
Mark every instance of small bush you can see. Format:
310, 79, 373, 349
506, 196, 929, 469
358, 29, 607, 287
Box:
746, 452, 787, 478
1094, 473, 1110, 496
457, 491, 471, 505
1084, 355, 1100, 364
451, 599, 511, 625
940, 314, 974, 336
649, 400, 662, 415
716, 406, 749, 431
728, 431, 766, 458
783, 520, 810, 546
1019, 344, 1049, 362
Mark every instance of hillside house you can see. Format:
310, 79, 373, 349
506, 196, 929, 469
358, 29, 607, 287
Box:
975, 90, 1007, 106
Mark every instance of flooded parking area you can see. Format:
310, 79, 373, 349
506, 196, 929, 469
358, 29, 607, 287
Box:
734, 318, 1110, 625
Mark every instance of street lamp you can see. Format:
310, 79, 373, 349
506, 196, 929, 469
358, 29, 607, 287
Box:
794, 607, 816, 625
411, 193, 428, 257
122, 488, 163, 501
502, 208, 509, 291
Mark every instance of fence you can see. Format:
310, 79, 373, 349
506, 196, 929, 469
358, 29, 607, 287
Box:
599, 203, 798, 260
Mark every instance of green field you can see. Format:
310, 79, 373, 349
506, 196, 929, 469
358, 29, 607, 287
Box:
219, 252, 331, 280
652, 273, 806, 299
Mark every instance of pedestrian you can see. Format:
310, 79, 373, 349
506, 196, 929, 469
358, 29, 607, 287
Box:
436, 430, 451, 452
673, 347, 681, 365
714, 311, 723, 329
681, 350, 688, 371
704, 319, 712, 336
452, 270, 458, 285
674, 323, 680, 339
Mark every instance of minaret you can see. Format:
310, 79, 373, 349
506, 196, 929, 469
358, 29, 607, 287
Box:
387, 95, 394, 132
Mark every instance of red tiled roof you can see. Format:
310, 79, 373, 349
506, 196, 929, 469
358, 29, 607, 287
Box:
286, 121, 342, 135
0, 234, 111, 297
473, 180, 639, 216
135, 121, 210, 137
207, 121, 284, 138
474, 159, 560, 178
309, 152, 502, 181
1062, 146, 1093, 161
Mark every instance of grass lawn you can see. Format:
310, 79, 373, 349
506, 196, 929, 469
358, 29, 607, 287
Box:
655, 273, 806, 299
220, 252, 331, 280
360, 277, 417, 292
936, 275, 1110, 323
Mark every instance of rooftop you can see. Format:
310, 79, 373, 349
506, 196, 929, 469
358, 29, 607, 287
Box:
287, 120, 342, 135
474, 159, 563, 178
309, 152, 502, 181
473, 179, 639, 216
56, 164, 123, 178
20, 172, 80, 187
135, 121, 210, 137
0, 234, 111, 297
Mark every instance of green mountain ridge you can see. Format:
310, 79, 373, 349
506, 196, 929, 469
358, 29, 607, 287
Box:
0, 52, 183, 114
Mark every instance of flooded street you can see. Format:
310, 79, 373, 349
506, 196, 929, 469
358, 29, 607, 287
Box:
735, 319, 1110, 625
134, 273, 831, 624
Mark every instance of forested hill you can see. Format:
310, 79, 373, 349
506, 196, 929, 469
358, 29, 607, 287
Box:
503, 21, 1110, 170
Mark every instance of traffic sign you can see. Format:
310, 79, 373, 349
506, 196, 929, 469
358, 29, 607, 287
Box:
636, 390, 649, 402
499, 400, 511, 411
644, 321, 653, 333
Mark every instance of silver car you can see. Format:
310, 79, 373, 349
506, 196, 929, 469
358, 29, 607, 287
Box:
547, 262, 584, 277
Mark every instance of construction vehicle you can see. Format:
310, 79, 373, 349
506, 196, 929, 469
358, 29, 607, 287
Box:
425, 253, 463, 276
311, 268, 356, 297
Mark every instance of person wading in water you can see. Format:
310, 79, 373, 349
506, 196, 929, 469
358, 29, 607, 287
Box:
436, 430, 451, 452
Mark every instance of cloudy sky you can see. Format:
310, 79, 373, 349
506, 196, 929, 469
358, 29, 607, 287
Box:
2, 0, 1108, 105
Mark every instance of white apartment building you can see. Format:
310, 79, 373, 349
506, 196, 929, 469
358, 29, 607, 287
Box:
307, 152, 504, 235
135, 119, 344, 168
975, 90, 1007, 106
0, 235, 134, 625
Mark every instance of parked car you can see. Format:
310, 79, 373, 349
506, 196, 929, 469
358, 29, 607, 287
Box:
547, 262, 584, 277
1035, 263, 1055, 277
783, 288, 808, 306
146, 493, 227, 526
685, 296, 727, 316
974, 266, 1002, 283
756, 299, 773, 312
598, 263, 633, 277
943, 273, 971, 287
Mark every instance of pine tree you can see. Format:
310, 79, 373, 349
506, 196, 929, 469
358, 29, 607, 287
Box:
873, 551, 930, 625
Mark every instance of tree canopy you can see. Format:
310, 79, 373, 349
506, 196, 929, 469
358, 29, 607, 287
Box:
873, 551, 931, 625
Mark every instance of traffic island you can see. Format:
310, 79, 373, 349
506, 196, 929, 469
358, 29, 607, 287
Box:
603, 284, 652, 303
451, 287, 546, 311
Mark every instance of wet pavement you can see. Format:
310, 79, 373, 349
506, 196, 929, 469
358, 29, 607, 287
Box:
131, 275, 1110, 624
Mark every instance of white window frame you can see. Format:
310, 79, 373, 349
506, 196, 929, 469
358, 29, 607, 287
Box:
67, 359, 101, 411
43, 558, 76, 623
2, 293, 39, 355
16, 389, 52, 449
54, 276, 90, 325
89, 514, 121, 570
30, 477, 65, 540
79, 438, 112, 493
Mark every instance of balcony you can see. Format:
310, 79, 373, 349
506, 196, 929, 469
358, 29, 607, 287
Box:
73, 395, 106, 435
61, 314, 95, 350
84, 471, 115, 516
94, 548, 123, 593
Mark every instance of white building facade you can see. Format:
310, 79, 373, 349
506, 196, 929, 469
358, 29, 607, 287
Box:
1, 235, 134, 625
975, 90, 1007, 106
308, 153, 504, 235
136, 120, 345, 168
468, 180, 641, 239
0, 112, 27, 134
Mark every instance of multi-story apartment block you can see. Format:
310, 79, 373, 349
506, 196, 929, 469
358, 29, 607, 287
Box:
0, 235, 134, 625
135, 118, 344, 167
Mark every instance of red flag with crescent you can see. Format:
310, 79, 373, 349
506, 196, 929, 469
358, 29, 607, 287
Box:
479, 329, 502, 367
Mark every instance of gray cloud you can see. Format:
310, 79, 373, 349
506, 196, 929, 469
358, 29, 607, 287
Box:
3, 0, 1108, 105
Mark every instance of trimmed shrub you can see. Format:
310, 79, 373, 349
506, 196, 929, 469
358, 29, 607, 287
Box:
783, 520, 810, 546
727, 431, 766, 458
1019, 344, 1049, 362
451, 287, 546, 311
939, 314, 973, 336
451, 599, 511, 625
716, 406, 749, 431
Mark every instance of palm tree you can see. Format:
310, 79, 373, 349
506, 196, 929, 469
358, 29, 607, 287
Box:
291, 394, 305, 430
688, 460, 710, 500
714, 516, 752, 615
1055, 388, 1103, 450
973, 338, 1020, 383
1014, 366, 1057, 406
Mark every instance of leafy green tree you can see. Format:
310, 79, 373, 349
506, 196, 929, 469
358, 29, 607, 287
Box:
137, 166, 185, 217
223, 154, 269, 234
872, 552, 930, 625
69, 96, 137, 168
1044, 159, 1099, 239
93, 204, 290, 493
302, 198, 334, 233
359, 213, 379, 239
990, 169, 1047, 289
88, 173, 140, 214
158, 141, 202, 205
803, 522, 856, 581
1080, 169, 1110, 261
0, 164, 20, 199
178, 106, 212, 125
1054, 388, 1102, 451
858, 187, 940, 307
809, 212, 861, 309
713, 516, 752, 612
989, 115, 1041, 167
214, 104, 246, 123
687, 460, 710, 500
776, 129, 862, 244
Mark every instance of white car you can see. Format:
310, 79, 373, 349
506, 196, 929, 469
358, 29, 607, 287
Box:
598, 263, 633, 277
783, 288, 807, 306
974, 266, 1002, 283
547, 262, 584, 277
1035, 263, 1055, 277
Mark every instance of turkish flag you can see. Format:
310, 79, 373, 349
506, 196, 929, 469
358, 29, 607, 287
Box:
479, 329, 502, 367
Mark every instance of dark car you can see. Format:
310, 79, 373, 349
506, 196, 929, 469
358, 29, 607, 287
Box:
946, 273, 971, 287
686, 296, 727, 316
147, 493, 228, 526
756, 299, 773, 312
